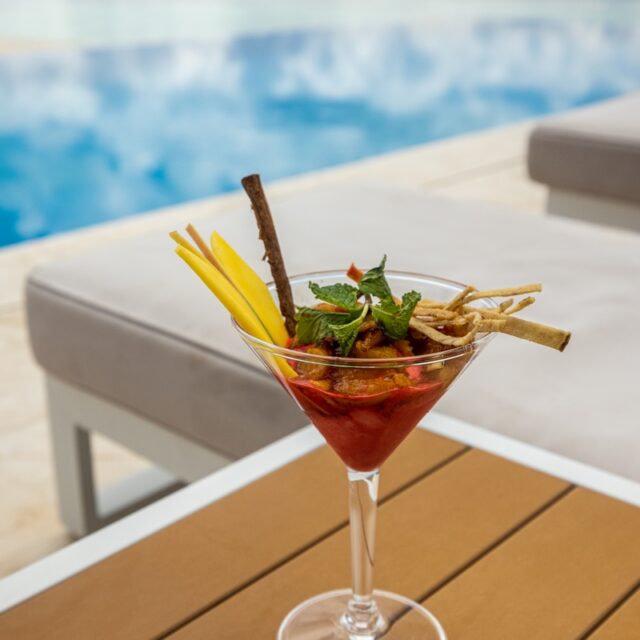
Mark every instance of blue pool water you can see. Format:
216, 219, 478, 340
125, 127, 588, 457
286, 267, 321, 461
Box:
1, 20, 640, 247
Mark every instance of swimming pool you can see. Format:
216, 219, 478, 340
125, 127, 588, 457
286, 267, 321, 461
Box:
1, 19, 639, 247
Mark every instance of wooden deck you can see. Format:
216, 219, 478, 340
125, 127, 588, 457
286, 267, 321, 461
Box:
2, 429, 638, 639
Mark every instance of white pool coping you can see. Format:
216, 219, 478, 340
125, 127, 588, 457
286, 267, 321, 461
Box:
1, 412, 638, 612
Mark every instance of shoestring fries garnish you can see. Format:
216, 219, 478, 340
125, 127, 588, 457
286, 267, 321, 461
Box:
412, 284, 570, 351
185, 223, 227, 274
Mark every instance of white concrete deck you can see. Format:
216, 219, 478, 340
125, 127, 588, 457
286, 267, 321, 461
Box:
0, 119, 545, 577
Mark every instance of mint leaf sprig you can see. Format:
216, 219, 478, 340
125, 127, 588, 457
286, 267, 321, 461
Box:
372, 291, 421, 340
330, 304, 369, 356
295, 308, 356, 345
308, 282, 360, 310
361, 256, 420, 341
294, 256, 421, 356
358, 255, 393, 301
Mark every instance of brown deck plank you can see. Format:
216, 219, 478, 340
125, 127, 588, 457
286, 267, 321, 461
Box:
168, 449, 568, 639
0, 430, 463, 640
586, 588, 640, 639
424, 489, 640, 640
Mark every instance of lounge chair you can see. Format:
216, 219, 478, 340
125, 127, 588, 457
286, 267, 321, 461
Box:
528, 92, 640, 231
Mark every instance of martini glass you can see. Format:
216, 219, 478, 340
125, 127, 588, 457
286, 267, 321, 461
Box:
234, 271, 496, 639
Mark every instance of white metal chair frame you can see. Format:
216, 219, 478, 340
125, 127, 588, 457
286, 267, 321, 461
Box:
46, 375, 230, 537
546, 188, 640, 233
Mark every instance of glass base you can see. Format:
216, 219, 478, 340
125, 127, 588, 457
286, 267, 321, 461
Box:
277, 589, 447, 639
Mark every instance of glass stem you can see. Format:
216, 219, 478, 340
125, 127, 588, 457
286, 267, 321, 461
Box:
342, 468, 383, 636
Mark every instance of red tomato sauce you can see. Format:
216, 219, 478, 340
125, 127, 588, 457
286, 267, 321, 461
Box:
288, 376, 445, 471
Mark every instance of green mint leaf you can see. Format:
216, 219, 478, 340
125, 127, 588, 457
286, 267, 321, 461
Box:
308, 282, 359, 310
358, 256, 392, 302
371, 291, 421, 340
329, 304, 369, 356
295, 307, 361, 345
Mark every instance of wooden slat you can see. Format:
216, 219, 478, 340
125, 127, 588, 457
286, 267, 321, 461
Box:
424, 489, 640, 639
168, 449, 568, 638
587, 588, 640, 639
0, 430, 462, 640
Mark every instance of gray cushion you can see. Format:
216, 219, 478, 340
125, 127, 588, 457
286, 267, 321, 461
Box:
528, 92, 640, 204
27, 185, 640, 480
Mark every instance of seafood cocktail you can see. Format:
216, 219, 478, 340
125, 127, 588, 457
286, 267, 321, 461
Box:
268, 268, 494, 474
170, 175, 570, 639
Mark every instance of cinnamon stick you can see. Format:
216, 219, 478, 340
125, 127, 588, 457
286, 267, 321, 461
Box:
241, 174, 296, 336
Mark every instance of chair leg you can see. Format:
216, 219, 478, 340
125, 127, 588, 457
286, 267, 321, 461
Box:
45, 376, 222, 537
48, 400, 99, 538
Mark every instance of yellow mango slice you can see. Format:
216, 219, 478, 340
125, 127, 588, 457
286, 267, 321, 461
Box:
211, 231, 288, 347
175, 246, 295, 378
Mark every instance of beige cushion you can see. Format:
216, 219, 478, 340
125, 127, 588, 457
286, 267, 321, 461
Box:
27, 185, 640, 479
528, 92, 640, 204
